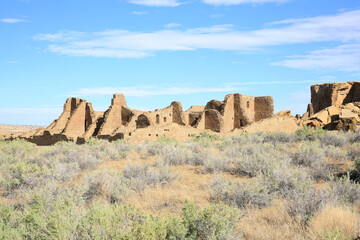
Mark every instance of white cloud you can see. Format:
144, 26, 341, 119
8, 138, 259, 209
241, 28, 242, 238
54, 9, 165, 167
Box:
132, 11, 148, 15
128, 0, 181, 7
34, 10, 360, 60
271, 44, 360, 71
202, 0, 289, 6
75, 85, 238, 96
164, 23, 181, 28
0, 18, 27, 23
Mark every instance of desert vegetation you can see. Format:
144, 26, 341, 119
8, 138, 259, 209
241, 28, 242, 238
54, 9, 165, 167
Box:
1, 128, 360, 239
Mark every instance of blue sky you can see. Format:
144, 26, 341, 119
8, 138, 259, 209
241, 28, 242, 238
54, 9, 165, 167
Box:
1, 0, 360, 125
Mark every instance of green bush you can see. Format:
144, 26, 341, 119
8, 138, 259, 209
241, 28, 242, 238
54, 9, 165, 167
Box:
295, 126, 327, 140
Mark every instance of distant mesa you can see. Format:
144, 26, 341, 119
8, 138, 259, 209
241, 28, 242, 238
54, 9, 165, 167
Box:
4, 93, 275, 145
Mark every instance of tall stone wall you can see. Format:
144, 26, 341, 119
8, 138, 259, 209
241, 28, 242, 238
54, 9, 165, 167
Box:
255, 96, 274, 122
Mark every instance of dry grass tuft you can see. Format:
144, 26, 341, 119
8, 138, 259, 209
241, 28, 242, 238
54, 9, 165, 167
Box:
309, 204, 360, 239
239, 200, 310, 240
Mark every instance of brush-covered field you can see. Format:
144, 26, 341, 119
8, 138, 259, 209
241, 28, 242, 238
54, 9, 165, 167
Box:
1, 127, 360, 239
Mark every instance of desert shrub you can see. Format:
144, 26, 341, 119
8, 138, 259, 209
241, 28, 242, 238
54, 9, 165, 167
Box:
295, 126, 327, 141
183, 143, 209, 166
350, 131, 360, 143
21, 194, 83, 240
159, 145, 188, 165
0, 203, 25, 239
230, 132, 264, 145
182, 201, 242, 240
123, 162, 178, 192
83, 170, 127, 204
319, 133, 348, 147
259, 166, 311, 197
135, 141, 171, 159
157, 135, 178, 145
0, 161, 54, 198
77, 203, 146, 239
327, 175, 360, 205
285, 183, 326, 223
209, 177, 273, 209
159, 143, 209, 166
203, 155, 231, 173
323, 146, 349, 161
83, 139, 131, 161
262, 132, 298, 144
291, 141, 330, 179
320, 227, 350, 240
191, 132, 221, 147
234, 144, 291, 177
346, 143, 360, 161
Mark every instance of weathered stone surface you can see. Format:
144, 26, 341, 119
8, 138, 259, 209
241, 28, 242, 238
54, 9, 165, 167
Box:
276, 110, 292, 117
339, 109, 358, 120
204, 109, 223, 132
98, 94, 128, 136
303, 106, 340, 129
302, 81, 360, 131
311, 82, 351, 114
255, 96, 274, 121
310, 81, 360, 114
233, 115, 301, 134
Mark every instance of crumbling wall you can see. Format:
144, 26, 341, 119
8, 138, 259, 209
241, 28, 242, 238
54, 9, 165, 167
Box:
311, 82, 352, 114
255, 96, 274, 122
98, 94, 127, 136
46, 97, 80, 134
136, 114, 151, 129
204, 110, 222, 132
171, 101, 185, 125
62, 100, 88, 138
237, 95, 256, 127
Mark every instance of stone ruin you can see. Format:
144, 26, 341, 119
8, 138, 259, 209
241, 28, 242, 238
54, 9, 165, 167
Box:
302, 81, 360, 131
7, 93, 274, 145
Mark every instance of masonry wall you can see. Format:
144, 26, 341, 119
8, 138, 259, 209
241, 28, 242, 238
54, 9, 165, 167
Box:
255, 96, 274, 122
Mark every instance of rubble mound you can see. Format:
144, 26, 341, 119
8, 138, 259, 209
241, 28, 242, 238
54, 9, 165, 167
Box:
302, 81, 360, 131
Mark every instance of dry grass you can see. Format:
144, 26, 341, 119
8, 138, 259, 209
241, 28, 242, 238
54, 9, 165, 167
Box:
123, 164, 243, 214
239, 200, 311, 240
89, 151, 246, 214
309, 205, 360, 239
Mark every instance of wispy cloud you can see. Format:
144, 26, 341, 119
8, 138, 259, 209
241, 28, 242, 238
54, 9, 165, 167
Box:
164, 23, 181, 28
202, 0, 290, 6
271, 44, 360, 72
75, 85, 239, 96
226, 79, 332, 86
132, 11, 148, 15
7, 61, 19, 64
128, 0, 181, 7
0, 18, 28, 23
34, 10, 360, 60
